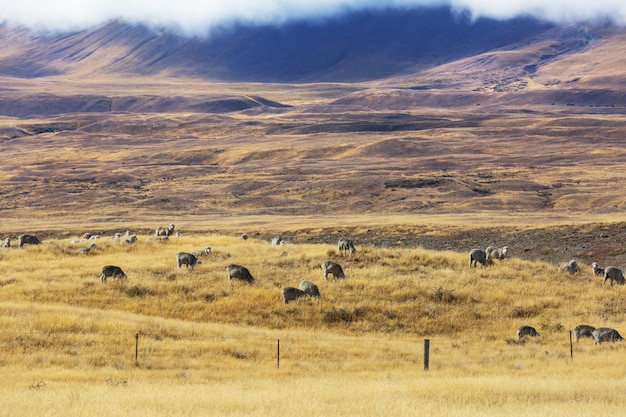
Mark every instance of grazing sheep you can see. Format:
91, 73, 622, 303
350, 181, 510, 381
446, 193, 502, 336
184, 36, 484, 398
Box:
322, 260, 345, 280
469, 249, 488, 268
176, 252, 202, 270
591, 262, 605, 276
77, 243, 97, 255
100, 265, 127, 283
592, 327, 624, 344
281, 287, 307, 304
573, 325, 596, 342
241, 233, 249, 240
155, 223, 175, 237
603, 266, 625, 286
226, 264, 255, 283
338, 238, 356, 257
558, 259, 578, 274
271, 236, 285, 246
517, 325, 539, 340
0, 238, 10, 248
299, 280, 321, 298
191, 246, 211, 257
122, 235, 138, 244
486, 245, 509, 262
18, 234, 42, 247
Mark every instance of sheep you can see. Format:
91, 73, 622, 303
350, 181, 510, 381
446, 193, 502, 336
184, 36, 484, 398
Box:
299, 280, 321, 298
176, 252, 201, 270
226, 264, 254, 283
322, 260, 345, 280
517, 325, 539, 341
486, 245, 509, 262
0, 238, 10, 248
281, 287, 307, 304
469, 249, 488, 268
155, 223, 175, 237
18, 234, 42, 247
100, 265, 127, 283
271, 236, 284, 246
573, 325, 596, 342
77, 243, 97, 255
241, 233, 249, 240
122, 235, 138, 244
592, 327, 624, 344
603, 266, 625, 286
191, 246, 211, 257
338, 238, 356, 257
558, 259, 578, 274
591, 262, 605, 276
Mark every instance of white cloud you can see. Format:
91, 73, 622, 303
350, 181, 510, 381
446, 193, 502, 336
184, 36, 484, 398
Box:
0, 0, 624, 35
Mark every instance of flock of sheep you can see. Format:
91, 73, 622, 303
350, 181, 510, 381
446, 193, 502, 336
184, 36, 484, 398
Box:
557, 259, 626, 286
44, 225, 356, 306
4, 227, 624, 346
0, 234, 42, 248
469, 244, 624, 345
515, 324, 623, 345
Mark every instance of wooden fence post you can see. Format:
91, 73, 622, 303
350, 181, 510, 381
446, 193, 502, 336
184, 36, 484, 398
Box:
277, 339, 280, 369
135, 333, 139, 367
569, 330, 573, 361
424, 339, 430, 370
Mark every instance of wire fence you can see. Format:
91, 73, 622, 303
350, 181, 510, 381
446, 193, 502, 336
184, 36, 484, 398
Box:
1, 330, 435, 371
2, 329, 594, 372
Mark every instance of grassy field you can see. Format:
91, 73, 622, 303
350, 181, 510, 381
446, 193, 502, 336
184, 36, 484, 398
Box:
1, 229, 625, 416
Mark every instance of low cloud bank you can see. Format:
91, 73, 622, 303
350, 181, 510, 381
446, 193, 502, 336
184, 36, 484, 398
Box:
1, 0, 624, 35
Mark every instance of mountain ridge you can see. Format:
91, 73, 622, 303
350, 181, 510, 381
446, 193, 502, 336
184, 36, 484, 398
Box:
0, 7, 560, 82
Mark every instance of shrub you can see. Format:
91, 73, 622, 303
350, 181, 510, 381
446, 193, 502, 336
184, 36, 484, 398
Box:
321, 307, 353, 324
125, 286, 149, 297
432, 287, 456, 304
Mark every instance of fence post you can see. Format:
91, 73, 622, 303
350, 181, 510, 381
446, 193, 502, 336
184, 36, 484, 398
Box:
135, 333, 139, 367
569, 330, 573, 361
424, 339, 430, 370
277, 339, 280, 369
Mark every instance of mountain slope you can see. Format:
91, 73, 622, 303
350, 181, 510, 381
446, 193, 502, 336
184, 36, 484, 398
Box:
0, 7, 556, 82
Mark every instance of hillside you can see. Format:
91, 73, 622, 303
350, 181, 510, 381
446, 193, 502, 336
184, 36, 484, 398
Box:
0, 8, 624, 226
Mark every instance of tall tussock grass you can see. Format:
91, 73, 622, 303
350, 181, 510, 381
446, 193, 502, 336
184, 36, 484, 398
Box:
1, 232, 623, 337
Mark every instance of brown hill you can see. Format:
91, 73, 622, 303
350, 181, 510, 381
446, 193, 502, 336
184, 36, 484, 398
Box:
0, 12, 624, 229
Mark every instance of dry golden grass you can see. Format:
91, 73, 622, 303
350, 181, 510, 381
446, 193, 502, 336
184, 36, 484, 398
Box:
1, 231, 625, 415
